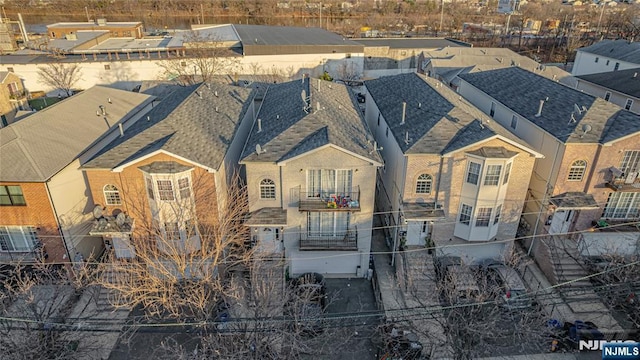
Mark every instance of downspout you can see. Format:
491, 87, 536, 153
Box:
45, 181, 73, 263
434, 156, 444, 206
391, 155, 409, 267
528, 140, 561, 256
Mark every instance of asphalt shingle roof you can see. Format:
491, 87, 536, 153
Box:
578, 40, 640, 64
365, 73, 535, 155
576, 67, 640, 98
241, 78, 381, 164
83, 82, 254, 170
0, 87, 154, 182
234, 25, 361, 47
458, 67, 640, 144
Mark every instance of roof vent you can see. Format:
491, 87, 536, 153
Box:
401, 101, 407, 125
107, 97, 112, 104
634, 72, 638, 78
535, 99, 545, 117
118, 123, 124, 137
214, 90, 218, 97
418, 102, 421, 109
404, 131, 412, 145
257, 118, 262, 133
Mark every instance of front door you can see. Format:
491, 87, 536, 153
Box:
549, 210, 574, 235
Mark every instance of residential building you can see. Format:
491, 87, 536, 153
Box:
457, 67, 640, 260
240, 77, 382, 277
47, 20, 144, 39
364, 73, 541, 262
419, 47, 576, 90
81, 83, 255, 259
575, 67, 640, 114
572, 39, 640, 76
0, 71, 29, 127
0, 86, 154, 262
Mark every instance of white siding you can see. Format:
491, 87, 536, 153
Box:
572, 51, 639, 76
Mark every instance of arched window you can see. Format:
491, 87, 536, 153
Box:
415, 174, 433, 194
260, 179, 276, 199
103, 184, 122, 205
567, 160, 587, 181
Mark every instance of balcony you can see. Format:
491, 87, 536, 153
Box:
9, 90, 27, 100
299, 227, 358, 251
298, 186, 361, 212
605, 177, 640, 192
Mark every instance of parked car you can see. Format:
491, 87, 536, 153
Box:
286, 273, 327, 335
480, 260, 532, 309
356, 93, 366, 103
437, 257, 481, 305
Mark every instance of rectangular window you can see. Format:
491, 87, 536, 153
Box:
0, 226, 38, 252
490, 102, 496, 117
178, 178, 191, 199
466, 162, 481, 185
377, 113, 380, 127
620, 150, 640, 175
595, 57, 599, 63
146, 178, 155, 200
0, 185, 26, 206
494, 205, 502, 224
606, 60, 610, 66
164, 222, 180, 240
602, 192, 640, 219
510, 115, 517, 129
484, 164, 502, 186
625, 99, 633, 111
459, 204, 473, 225
7, 67, 14, 72
307, 169, 352, 198
604, 91, 611, 101
184, 219, 197, 238
307, 212, 349, 236
503, 163, 511, 185
386, 126, 389, 138
476, 207, 492, 227
104, 64, 111, 70
614, 62, 620, 71
422, 221, 428, 233
156, 180, 175, 201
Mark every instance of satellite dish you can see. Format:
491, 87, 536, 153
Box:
116, 213, 126, 226
301, 89, 307, 102
582, 124, 592, 134
255, 143, 266, 155
92, 205, 104, 219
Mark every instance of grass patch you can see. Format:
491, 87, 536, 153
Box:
29, 97, 62, 110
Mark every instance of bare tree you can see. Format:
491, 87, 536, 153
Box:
157, 31, 240, 85
37, 63, 82, 97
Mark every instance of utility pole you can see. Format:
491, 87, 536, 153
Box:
85, 6, 90, 22
597, 4, 605, 35
201, 4, 205, 25
319, 2, 322, 29
439, 0, 444, 33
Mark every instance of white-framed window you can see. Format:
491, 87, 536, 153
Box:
307, 212, 350, 237
604, 91, 611, 101
602, 192, 640, 219
260, 178, 276, 199
567, 160, 587, 181
625, 99, 633, 111
503, 163, 512, 185
0, 226, 38, 252
466, 162, 481, 185
164, 222, 180, 240
307, 169, 352, 197
103, 184, 122, 205
475, 207, 492, 227
459, 204, 473, 225
145, 177, 155, 200
510, 115, 517, 129
415, 174, 433, 194
157, 180, 175, 201
484, 164, 502, 186
178, 177, 191, 199
620, 150, 640, 175
494, 205, 502, 224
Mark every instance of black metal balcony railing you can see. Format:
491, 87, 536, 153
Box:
9, 90, 27, 100
299, 227, 358, 251
298, 186, 361, 212
605, 176, 640, 192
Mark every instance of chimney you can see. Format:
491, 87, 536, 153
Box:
118, 123, 124, 137
316, 101, 320, 112
214, 91, 218, 97
634, 72, 638, 78
401, 101, 407, 125
535, 99, 545, 117
257, 118, 262, 133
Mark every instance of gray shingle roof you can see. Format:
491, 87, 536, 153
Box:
365, 73, 536, 155
83, 83, 254, 170
241, 79, 382, 164
458, 67, 640, 144
234, 25, 361, 47
578, 40, 640, 64
576, 67, 640, 98
0, 87, 154, 182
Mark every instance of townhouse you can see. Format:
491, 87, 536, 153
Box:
1, 71, 29, 128
80, 83, 255, 259
572, 39, 640, 76
457, 67, 640, 249
575, 67, 640, 114
0, 87, 154, 262
240, 77, 382, 277
364, 73, 541, 262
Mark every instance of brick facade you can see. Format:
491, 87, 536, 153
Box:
0, 182, 67, 262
